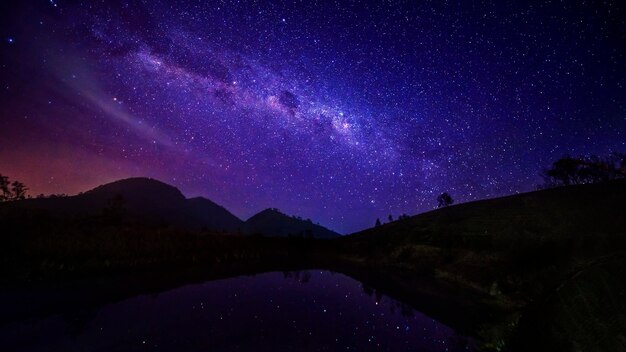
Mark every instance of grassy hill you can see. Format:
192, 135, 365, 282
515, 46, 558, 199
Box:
348, 179, 625, 250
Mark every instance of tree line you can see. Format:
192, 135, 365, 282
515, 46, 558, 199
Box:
541, 152, 626, 188
0, 173, 72, 201
0, 174, 28, 202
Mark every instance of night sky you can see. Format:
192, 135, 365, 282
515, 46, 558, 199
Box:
0, 1, 624, 233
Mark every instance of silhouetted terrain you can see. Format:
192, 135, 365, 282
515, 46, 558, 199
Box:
0, 177, 338, 238
1, 178, 625, 351
337, 179, 626, 351
243, 208, 340, 238
349, 178, 625, 248
1, 178, 242, 232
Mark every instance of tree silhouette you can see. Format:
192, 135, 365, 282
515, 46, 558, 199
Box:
375, 218, 381, 227
437, 192, 453, 207
0, 174, 10, 202
10, 181, 27, 200
545, 156, 583, 186
542, 153, 626, 188
388, 214, 393, 222
0, 174, 28, 201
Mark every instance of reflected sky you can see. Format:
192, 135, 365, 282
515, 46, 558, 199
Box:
1, 271, 474, 351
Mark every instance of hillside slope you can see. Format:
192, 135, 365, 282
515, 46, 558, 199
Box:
347, 179, 626, 251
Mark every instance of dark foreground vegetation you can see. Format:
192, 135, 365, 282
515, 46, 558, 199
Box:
340, 179, 626, 351
1, 176, 625, 351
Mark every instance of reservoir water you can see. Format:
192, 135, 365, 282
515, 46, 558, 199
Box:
1, 270, 475, 351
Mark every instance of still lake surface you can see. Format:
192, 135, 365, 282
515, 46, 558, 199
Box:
2, 271, 475, 351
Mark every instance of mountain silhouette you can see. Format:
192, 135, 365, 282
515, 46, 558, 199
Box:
243, 208, 340, 238
4, 177, 242, 232
2, 177, 338, 237
185, 197, 243, 231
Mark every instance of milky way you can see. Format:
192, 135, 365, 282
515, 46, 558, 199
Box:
1, 1, 625, 233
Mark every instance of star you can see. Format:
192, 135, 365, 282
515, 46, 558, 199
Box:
0, 0, 624, 233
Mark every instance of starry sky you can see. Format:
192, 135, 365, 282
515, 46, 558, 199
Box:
0, 1, 624, 233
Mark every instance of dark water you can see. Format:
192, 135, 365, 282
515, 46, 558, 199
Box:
1, 271, 475, 351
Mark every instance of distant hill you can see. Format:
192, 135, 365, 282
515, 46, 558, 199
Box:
1, 177, 243, 232
185, 197, 243, 231
243, 208, 340, 238
0, 177, 339, 238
